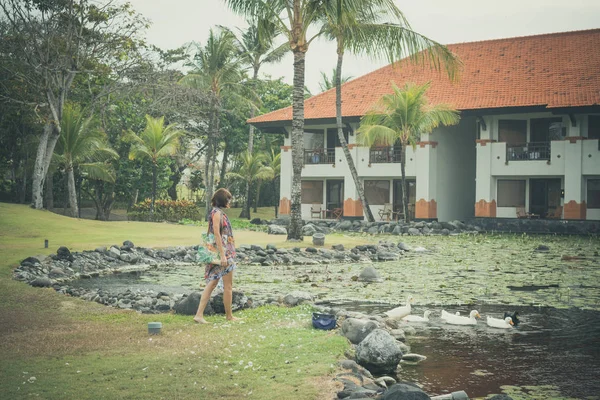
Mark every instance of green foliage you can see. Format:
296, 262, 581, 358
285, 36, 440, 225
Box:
128, 198, 202, 222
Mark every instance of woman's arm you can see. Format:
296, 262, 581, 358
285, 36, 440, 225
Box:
212, 211, 227, 266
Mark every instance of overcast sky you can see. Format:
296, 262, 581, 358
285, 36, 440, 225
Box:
128, 0, 600, 94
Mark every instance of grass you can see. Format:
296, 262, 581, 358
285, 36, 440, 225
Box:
0, 203, 352, 400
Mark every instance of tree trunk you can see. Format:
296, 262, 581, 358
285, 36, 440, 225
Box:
45, 171, 54, 210
334, 42, 374, 222
151, 163, 157, 214
400, 143, 409, 222
204, 96, 220, 221
168, 163, 185, 201
66, 166, 78, 218
219, 139, 229, 186
254, 181, 261, 213
239, 180, 251, 219
248, 68, 258, 153
31, 124, 52, 209
287, 49, 306, 240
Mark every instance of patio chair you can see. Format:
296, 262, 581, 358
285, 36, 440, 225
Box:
378, 203, 393, 221
310, 203, 322, 219
547, 206, 562, 219
516, 206, 529, 219
332, 207, 343, 220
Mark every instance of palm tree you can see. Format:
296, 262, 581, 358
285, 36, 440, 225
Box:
226, 151, 274, 218
179, 28, 247, 220
318, 68, 352, 92
224, 0, 326, 240
54, 104, 119, 218
221, 20, 287, 218
261, 148, 281, 215
357, 82, 460, 221
320, 0, 461, 222
127, 115, 184, 213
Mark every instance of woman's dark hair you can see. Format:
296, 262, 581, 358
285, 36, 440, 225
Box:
211, 188, 232, 208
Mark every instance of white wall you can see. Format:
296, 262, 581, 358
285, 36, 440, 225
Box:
582, 139, 600, 175
433, 117, 477, 221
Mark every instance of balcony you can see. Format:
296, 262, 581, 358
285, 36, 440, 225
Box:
506, 142, 550, 161
369, 146, 402, 164
304, 148, 335, 164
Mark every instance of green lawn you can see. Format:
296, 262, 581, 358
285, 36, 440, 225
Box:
0, 203, 351, 400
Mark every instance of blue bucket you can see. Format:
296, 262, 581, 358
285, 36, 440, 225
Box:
312, 313, 336, 330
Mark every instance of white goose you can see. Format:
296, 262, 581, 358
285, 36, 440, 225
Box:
441, 309, 481, 325
487, 316, 514, 329
384, 296, 414, 319
402, 310, 432, 322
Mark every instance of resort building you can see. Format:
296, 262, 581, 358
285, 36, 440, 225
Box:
249, 29, 600, 222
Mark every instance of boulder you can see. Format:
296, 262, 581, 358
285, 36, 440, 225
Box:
174, 292, 201, 315
302, 224, 317, 236
341, 318, 379, 344
283, 291, 314, 306
378, 252, 399, 261
356, 329, 403, 375
56, 246, 74, 262
268, 225, 287, 235
121, 240, 134, 250
381, 383, 430, 400
358, 266, 383, 283
397, 242, 411, 252
30, 277, 53, 287
211, 290, 248, 313
408, 228, 421, 236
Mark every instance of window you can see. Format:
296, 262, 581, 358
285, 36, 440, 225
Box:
588, 179, 600, 209
589, 116, 600, 140
531, 118, 564, 142
326, 128, 349, 148
498, 120, 527, 145
301, 181, 323, 204
364, 180, 390, 205
304, 130, 324, 150
497, 180, 526, 207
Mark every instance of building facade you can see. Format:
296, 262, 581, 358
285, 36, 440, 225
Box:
249, 29, 600, 222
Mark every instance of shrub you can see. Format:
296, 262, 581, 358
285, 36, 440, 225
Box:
128, 199, 203, 222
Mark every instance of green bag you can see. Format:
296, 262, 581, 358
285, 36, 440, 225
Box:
197, 233, 221, 264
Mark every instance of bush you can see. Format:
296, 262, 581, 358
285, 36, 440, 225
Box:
128, 199, 203, 222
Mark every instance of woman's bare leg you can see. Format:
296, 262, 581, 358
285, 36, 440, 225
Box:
222, 271, 240, 321
194, 279, 219, 324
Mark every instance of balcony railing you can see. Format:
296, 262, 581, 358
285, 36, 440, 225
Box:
304, 148, 335, 164
506, 142, 551, 161
369, 146, 402, 163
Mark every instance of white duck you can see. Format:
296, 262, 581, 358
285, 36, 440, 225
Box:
487, 316, 514, 329
441, 309, 481, 325
384, 296, 414, 319
402, 310, 432, 322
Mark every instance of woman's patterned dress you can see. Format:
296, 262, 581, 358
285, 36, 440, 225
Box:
204, 207, 237, 282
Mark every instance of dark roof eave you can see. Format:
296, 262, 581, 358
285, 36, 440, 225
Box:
249, 115, 362, 131
250, 105, 600, 131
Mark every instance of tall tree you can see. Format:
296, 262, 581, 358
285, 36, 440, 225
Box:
0, 0, 148, 209
127, 115, 184, 213
224, 0, 326, 240
320, 0, 461, 222
54, 104, 118, 217
226, 151, 274, 215
357, 82, 460, 221
221, 20, 287, 218
179, 28, 250, 220
318, 68, 352, 92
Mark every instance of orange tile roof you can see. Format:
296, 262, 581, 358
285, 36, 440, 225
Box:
249, 29, 600, 126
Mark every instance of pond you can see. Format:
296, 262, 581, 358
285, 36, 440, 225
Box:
69, 233, 600, 398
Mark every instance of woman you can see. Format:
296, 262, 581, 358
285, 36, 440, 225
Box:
194, 188, 240, 323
